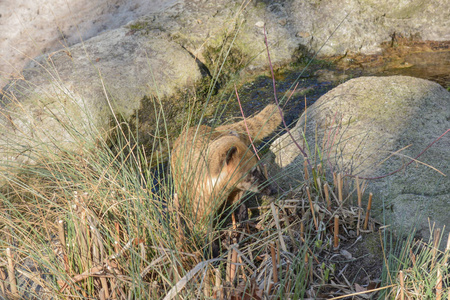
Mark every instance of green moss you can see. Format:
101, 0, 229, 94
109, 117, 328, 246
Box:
203, 35, 249, 88
129, 21, 151, 31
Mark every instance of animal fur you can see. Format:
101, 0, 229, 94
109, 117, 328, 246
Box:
170, 104, 282, 225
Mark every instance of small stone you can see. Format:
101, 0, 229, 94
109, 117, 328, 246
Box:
255, 21, 265, 28
296, 31, 310, 38
340, 249, 353, 259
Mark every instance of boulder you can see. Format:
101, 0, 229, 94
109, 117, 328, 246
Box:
0, 25, 203, 171
271, 76, 450, 240
285, 0, 450, 55
0, 0, 182, 88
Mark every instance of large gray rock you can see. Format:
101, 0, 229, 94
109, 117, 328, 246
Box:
2, 0, 449, 89
285, 0, 450, 55
271, 76, 450, 240
0, 0, 181, 88
0, 25, 203, 171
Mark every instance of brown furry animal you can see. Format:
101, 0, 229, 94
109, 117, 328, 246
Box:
170, 104, 282, 226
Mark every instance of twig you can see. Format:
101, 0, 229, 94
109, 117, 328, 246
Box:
6, 248, 18, 297
337, 173, 343, 203
328, 284, 396, 300
0, 267, 6, 294
270, 243, 278, 284
270, 203, 288, 252
324, 183, 331, 211
115, 222, 121, 254
356, 177, 362, 236
163, 259, 221, 300
333, 215, 340, 249
399, 270, 405, 300
306, 187, 318, 231
436, 268, 442, 300
230, 243, 238, 283
304, 160, 309, 181
363, 193, 373, 230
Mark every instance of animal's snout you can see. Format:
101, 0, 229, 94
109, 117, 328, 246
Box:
260, 181, 277, 196
253, 165, 277, 196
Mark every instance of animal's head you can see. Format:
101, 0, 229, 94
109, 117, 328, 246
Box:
207, 136, 275, 196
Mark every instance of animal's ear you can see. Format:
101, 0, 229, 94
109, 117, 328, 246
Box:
225, 146, 238, 165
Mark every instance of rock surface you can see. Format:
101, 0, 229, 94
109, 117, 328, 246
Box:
0, 0, 181, 88
286, 0, 450, 55
271, 76, 450, 240
2, 0, 449, 87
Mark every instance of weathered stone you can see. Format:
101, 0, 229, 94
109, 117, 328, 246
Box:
0, 25, 203, 174
271, 76, 450, 240
286, 0, 450, 55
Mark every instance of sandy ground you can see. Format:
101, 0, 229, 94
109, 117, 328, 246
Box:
0, 0, 181, 88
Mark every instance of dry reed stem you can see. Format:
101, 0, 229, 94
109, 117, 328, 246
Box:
285, 261, 291, 295
304, 160, 309, 181
270, 243, 278, 284
408, 248, 416, 267
215, 267, 221, 298
70, 265, 104, 284
333, 215, 339, 249
356, 177, 362, 236
300, 221, 305, 240
238, 256, 247, 281
100, 277, 110, 300
316, 176, 323, 200
324, 183, 331, 211
356, 177, 362, 207
230, 244, 238, 283
433, 228, 441, 266
270, 203, 288, 252
114, 222, 121, 253
447, 233, 450, 252
111, 281, 118, 300
203, 270, 210, 298
226, 247, 232, 283
6, 248, 18, 297
99, 289, 106, 300
0, 267, 6, 295
333, 172, 337, 192
436, 268, 442, 300
363, 193, 373, 230
399, 270, 405, 300
337, 173, 343, 203
443, 233, 450, 266
306, 187, 318, 231
163, 259, 220, 300
329, 284, 396, 300
231, 212, 237, 230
